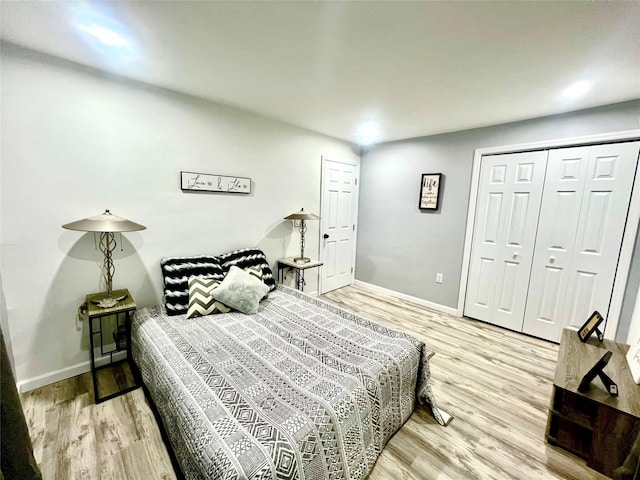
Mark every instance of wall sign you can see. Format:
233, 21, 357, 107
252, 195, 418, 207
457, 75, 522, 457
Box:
181, 171, 251, 194
419, 173, 441, 210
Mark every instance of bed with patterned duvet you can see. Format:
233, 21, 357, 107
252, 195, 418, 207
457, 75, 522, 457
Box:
131, 248, 449, 480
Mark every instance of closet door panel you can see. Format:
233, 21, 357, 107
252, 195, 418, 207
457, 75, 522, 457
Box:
492, 187, 543, 329
465, 151, 547, 330
464, 160, 505, 321
494, 260, 519, 313
524, 142, 639, 342
537, 266, 563, 322
561, 142, 640, 328
565, 269, 598, 327
474, 257, 497, 308
522, 147, 589, 340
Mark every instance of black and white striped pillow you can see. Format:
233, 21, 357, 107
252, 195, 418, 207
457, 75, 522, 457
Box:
218, 248, 276, 291
160, 255, 225, 316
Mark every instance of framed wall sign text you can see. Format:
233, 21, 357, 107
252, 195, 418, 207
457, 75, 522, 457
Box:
419, 173, 441, 210
181, 171, 251, 194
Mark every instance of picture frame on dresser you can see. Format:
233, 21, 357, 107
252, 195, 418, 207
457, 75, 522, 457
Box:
577, 310, 604, 342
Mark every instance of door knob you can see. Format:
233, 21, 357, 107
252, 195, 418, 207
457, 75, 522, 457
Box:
323, 234, 330, 239
550, 256, 555, 263
512, 252, 518, 259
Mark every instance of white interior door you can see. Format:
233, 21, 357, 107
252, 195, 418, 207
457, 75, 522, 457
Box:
523, 142, 640, 341
464, 151, 548, 331
320, 157, 359, 294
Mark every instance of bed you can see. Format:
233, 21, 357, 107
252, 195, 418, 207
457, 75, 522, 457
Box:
132, 249, 449, 480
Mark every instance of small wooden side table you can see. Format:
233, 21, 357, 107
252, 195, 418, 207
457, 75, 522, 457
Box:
277, 258, 323, 292
546, 328, 640, 477
86, 289, 139, 403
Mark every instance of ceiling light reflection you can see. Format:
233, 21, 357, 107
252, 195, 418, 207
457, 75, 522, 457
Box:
71, 3, 137, 62
79, 23, 129, 47
562, 81, 592, 100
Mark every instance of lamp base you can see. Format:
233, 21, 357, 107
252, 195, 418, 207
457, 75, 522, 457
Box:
91, 293, 128, 309
293, 256, 311, 264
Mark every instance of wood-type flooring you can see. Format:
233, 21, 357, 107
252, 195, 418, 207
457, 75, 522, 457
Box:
20, 283, 609, 479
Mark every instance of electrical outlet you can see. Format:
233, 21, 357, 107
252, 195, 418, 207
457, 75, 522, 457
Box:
436, 273, 444, 284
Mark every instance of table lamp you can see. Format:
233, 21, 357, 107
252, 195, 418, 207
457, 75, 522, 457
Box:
284, 208, 320, 263
63, 209, 146, 307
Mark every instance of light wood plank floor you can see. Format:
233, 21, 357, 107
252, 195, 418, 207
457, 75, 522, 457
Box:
20, 283, 608, 479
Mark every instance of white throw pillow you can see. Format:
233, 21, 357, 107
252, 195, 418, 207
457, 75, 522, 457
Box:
210, 266, 270, 314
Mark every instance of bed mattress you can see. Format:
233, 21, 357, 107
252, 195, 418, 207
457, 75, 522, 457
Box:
132, 285, 445, 480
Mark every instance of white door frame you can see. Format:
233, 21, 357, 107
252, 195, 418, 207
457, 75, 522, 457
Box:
457, 129, 640, 340
319, 155, 360, 295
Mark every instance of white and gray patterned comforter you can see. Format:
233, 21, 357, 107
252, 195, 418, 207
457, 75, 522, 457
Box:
132, 285, 446, 480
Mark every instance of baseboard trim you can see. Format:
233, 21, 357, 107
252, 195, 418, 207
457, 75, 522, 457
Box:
353, 280, 459, 316
17, 350, 127, 393
18, 361, 90, 392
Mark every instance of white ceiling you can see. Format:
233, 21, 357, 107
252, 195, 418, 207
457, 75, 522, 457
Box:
1, 1, 639, 145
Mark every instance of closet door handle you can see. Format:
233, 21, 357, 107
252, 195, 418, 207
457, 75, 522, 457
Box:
550, 256, 555, 264
512, 252, 519, 259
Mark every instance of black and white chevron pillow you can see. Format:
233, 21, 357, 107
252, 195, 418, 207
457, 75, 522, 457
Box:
161, 255, 225, 316
218, 248, 276, 291
187, 276, 230, 319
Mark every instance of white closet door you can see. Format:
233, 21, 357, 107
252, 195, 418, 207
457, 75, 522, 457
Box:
524, 142, 640, 342
562, 142, 639, 333
521, 147, 590, 340
464, 151, 548, 331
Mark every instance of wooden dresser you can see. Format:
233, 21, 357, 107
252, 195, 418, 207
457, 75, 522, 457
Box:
546, 328, 640, 477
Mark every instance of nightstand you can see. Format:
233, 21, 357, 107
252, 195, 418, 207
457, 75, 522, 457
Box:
86, 288, 140, 403
277, 257, 323, 292
546, 328, 640, 477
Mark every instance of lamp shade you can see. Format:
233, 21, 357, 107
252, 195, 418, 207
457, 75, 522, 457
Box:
62, 209, 145, 301
62, 209, 146, 232
284, 208, 320, 221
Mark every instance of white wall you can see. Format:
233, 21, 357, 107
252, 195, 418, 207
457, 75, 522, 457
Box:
0, 272, 16, 378
0, 44, 359, 390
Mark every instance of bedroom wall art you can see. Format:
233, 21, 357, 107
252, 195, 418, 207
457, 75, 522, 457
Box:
419, 173, 441, 210
181, 171, 251, 194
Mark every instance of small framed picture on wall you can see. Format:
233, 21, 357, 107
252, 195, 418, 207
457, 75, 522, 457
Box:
419, 173, 441, 210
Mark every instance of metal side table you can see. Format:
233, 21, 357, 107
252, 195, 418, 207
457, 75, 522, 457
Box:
277, 257, 323, 291
86, 289, 139, 403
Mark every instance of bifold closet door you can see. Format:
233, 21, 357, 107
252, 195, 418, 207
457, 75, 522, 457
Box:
464, 151, 548, 331
523, 142, 640, 341
520, 147, 590, 340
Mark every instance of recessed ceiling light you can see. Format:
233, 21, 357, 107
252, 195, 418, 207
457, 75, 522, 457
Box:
562, 81, 592, 100
357, 120, 382, 146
